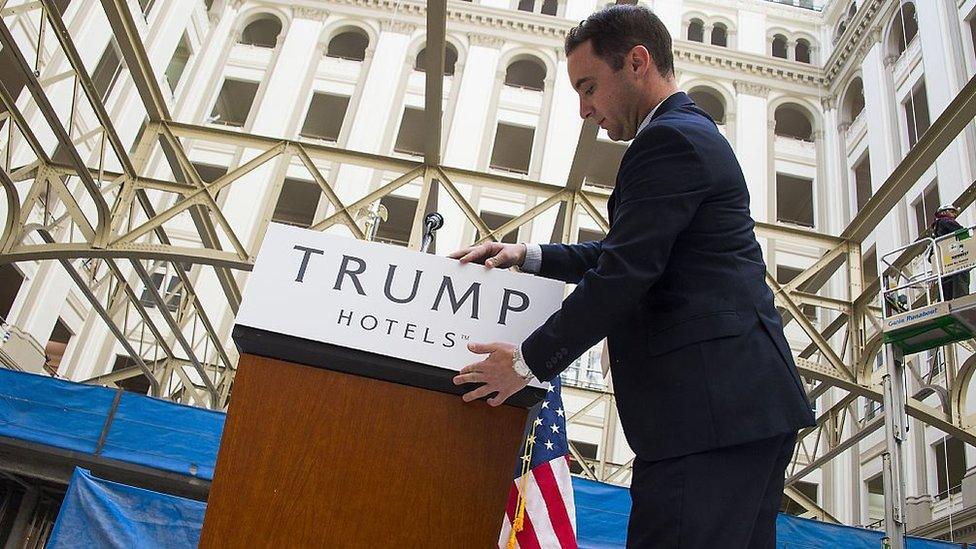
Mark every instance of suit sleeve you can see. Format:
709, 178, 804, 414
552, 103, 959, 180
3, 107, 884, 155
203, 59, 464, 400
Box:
522, 126, 709, 381
534, 241, 603, 284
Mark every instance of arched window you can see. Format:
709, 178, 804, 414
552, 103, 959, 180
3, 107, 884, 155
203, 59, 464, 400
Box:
774, 104, 814, 141
238, 15, 282, 48
837, 20, 848, 39
688, 87, 726, 125
415, 42, 459, 76
889, 2, 918, 57
848, 2, 857, 18
711, 23, 728, 47
327, 29, 369, 61
795, 39, 812, 64
772, 34, 788, 59
504, 57, 546, 91
687, 19, 704, 43
843, 78, 865, 123
541, 0, 558, 16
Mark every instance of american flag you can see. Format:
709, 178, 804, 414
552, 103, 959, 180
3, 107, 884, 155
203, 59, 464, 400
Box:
499, 376, 578, 549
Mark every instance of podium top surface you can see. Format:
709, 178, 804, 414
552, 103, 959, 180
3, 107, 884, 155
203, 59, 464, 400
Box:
233, 224, 565, 408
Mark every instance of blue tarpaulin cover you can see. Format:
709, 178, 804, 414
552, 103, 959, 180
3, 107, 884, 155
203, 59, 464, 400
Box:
0, 369, 223, 480
572, 475, 964, 548
48, 468, 205, 549
1, 369, 968, 548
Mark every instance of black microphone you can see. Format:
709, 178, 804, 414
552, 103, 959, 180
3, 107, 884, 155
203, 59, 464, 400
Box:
424, 212, 444, 232
421, 212, 443, 253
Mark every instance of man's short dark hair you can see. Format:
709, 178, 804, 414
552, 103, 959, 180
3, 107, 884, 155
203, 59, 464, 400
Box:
565, 5, 674, 78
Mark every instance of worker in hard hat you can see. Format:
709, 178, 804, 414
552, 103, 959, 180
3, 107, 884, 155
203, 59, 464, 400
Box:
931, 204, 970, 300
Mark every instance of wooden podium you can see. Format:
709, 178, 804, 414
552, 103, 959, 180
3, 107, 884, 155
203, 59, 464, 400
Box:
199, 225, 559, 547
200, 329, 541, 547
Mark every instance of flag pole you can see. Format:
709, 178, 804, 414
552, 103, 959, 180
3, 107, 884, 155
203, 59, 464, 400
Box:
508, 421, 539, 549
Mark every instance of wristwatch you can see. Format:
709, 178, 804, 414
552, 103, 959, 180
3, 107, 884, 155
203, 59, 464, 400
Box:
512, 346, 534, 381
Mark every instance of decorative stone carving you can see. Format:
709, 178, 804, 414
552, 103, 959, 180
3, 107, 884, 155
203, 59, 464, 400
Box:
821, 95, 837, 111
734, 80, 770, 98
837, 122, 852, 133
866, 26, 882, 46
381, 20, 416, 35
468, 33, 504, 49
294, 7, 328, 22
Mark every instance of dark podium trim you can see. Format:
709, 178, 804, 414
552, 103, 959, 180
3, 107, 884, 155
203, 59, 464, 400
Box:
232, 324, 546, 409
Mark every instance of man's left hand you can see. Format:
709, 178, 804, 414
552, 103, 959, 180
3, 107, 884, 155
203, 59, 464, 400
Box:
453, 341, 530, 407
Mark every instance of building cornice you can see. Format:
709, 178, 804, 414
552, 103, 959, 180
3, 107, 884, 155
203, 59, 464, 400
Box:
908, 500, 976, 540
677, 39, 824, 90
293, 0, 829, 93
823, 0, 887, 86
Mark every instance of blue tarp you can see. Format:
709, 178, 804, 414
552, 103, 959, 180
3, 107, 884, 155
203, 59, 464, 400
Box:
0, 369, 223, 480
48, 468, 205, 549
1, 369, 968, 548
572, 476, 965, 548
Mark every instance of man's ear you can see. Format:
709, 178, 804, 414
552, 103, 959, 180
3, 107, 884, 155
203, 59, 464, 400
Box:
629, 45, 652, 77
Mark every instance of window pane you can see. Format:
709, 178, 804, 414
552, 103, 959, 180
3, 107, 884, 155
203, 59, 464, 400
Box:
165, 34, 192, 92
393, 108, 426, 157
300, 93, 349, 141
490, 124, 534, 174
272, 178, 320, 228
776, 174, 815, 227
853, 153, 872, 213
375, 195, 418, 247
91, 41, 122, 100
0, 264, 24, 319
584, 139, 628, 188
210, 79, 259, 127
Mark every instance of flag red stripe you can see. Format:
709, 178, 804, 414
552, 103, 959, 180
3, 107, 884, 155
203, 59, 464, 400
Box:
503, 480, 543, 549
516, 509, 543, 549
532, 461, 578, 548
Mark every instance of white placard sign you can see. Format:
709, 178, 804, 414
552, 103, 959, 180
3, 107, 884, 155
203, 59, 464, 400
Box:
235, 223, 565, 389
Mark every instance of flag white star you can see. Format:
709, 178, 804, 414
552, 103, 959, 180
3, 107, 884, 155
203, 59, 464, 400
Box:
534, 417, 543, 427
527, 434, 536, 444
550, 424, 560, 433
541, 401, 549, 409
548, 385, 555, 392
556, 408, 564, 417
545, 440, 555, 450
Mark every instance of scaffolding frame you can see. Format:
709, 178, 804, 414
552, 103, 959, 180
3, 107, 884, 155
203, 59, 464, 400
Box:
0, 0, 974, 530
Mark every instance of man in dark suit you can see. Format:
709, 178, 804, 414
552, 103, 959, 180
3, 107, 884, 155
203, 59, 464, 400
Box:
449, 5, 815, 547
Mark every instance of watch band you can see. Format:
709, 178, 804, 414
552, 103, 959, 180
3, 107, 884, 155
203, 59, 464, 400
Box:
512, 346, 534, 381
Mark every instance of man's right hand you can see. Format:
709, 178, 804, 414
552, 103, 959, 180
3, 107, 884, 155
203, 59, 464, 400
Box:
448, 242, 526, 269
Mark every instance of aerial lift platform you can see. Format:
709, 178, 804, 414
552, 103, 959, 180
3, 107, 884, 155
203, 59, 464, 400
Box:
880, 225, 976, 549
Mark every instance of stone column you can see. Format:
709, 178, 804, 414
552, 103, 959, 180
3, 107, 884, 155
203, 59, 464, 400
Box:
904, 495, 933, 531
914, 0, 974, 212
733, 81, 770, 224
539, 51, 582, 186
329, 22, 415, 209
174, 1, 241, 121
443, 34, 503, 168
736, 8, 767, 56
861, 32, 904, 253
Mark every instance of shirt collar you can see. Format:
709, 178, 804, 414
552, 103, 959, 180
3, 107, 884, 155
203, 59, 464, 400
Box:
636, 91, 681, 136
